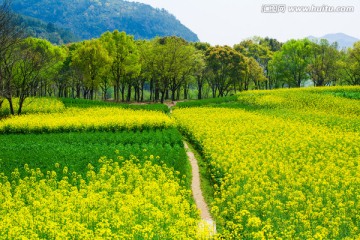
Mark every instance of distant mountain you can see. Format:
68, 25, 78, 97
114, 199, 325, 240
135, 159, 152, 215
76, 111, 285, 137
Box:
17, 14, 80, 45
8, 0, 199, 42
307, 33, 359, 49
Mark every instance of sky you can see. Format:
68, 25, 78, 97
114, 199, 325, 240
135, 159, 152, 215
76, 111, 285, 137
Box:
128, 0, 360, 46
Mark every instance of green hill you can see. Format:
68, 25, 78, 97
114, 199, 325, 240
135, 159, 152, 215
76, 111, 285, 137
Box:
9, 0, 199, 42
17, 14, 80, 44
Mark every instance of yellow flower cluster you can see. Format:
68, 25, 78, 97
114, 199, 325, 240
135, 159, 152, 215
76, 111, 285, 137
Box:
173, 107, 360, 239
0, 157, 206, 239
237, 86, 360, 117
0, 97, 65, 114
0, 107, 174, 133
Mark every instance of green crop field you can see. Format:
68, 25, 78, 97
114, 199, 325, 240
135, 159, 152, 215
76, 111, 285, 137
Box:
174, 86, 360, 239
0, 129, 189, 185
0, 103, 205, 239
0, 86, 359, 239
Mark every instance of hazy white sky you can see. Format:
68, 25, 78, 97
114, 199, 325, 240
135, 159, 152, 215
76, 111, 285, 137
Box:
128, 0, 360, 46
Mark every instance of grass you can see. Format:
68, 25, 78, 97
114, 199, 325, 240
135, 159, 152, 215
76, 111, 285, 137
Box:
175, 95, 238, 109
320, 91, 360, 100
61, 98, 169, 113
0, 128, 191, 187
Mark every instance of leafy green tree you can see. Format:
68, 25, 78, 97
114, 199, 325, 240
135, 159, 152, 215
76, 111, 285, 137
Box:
124, 52, 141, 102
244, 57, 267, 90
268, 39, 312, 88
193, 42, 211, 52
260, 37, 283, 52
192, 50, 207, 99
37, 45, 67, 97
71, 39, 111, 100
139, 39, 163, 102
12, 37, 65, 114
307, 39, 340, 86
206, 45, 247, 97
99, 72, 112, 100
234, 39, 272, 68
55, 45, 73, 98
137, 40, 155, 102
192, 42, 210, 99
57, 42, 85, 99
234, 39, 273, 89
150, 36, 196, 102
171, 43, 196, 101
339, 41, 360, 85
100, 30, 140, 102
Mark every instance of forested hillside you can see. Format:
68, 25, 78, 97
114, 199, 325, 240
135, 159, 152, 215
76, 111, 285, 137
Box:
9, 0, 199, 42
18, 14, 80, 44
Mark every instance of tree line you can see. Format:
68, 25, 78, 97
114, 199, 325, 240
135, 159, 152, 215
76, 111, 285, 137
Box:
1, 1, 360, 115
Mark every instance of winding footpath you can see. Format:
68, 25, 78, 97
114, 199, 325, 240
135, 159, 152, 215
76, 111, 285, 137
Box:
184, 141, 217, 235
166, 102, 216, 236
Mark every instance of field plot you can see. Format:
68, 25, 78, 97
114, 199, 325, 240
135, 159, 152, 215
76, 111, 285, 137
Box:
61, 98, 170, 113
0, 107, 173, 133
174, 87, 360, 239
0, 97, 65, 116
177, 86, 360, 132
0, 104, 204, 239
0, 130, 189, 185
0, 158, 200, 239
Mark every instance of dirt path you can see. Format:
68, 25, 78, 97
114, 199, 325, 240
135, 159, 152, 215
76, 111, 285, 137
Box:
165, 101, 216, 235
164, 101, 184, 114
183, 141, 216, 235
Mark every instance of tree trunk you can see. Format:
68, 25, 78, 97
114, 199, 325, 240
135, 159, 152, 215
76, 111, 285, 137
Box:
76, 86, 81, 98
218, 87, 224, 97
134, 86, 138, 102
165, 89, 169, 100
171, 89, 176, 101
127, 84, 132, 102
113, 85, 117, 101
17, 96, 26, 115
212, 87, 216, 98
160, 91, 165, 104
90, 89, 93, 100
197, 77, 203, 100
8, 98, 14, 115
176, 88, 180, 101
142, 81, 146, 102
184, 85, 188, 100
121, 87, 125, 102
155, 87, 160, 102
149, 78, 153, 101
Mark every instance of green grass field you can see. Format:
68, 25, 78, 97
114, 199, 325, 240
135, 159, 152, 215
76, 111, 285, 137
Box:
61, 98, 170, 113
0, 128, 191, 187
